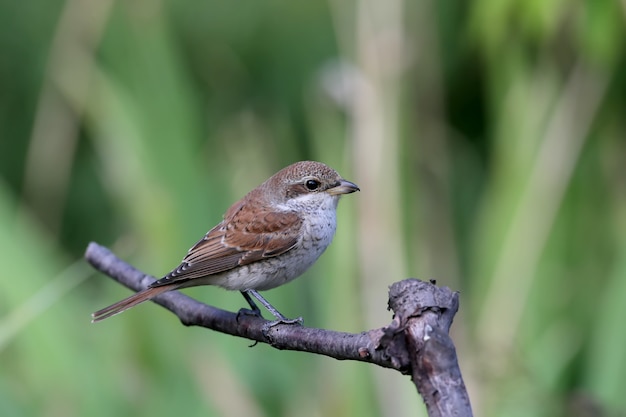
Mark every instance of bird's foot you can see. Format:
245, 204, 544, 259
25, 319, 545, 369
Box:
261, 316, 303, 335
236, 306, 263, 322
240, 289, 303, 329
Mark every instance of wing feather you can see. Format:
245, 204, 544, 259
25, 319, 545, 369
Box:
151, 202, 302, 288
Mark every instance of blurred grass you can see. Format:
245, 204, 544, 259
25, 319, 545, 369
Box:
1, 0, 625, 416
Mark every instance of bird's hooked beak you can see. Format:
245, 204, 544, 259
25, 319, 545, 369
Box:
327, 179, 360, 195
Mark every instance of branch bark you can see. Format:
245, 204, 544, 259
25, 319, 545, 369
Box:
85, 242, 472, 416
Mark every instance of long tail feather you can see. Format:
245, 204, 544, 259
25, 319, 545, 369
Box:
91, 285, 174, 322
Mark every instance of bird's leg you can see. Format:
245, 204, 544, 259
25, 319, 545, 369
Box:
236, 290, 263, 321
241, 290, 263, 315
246, 289, 287, 320
244, 290, 303, 327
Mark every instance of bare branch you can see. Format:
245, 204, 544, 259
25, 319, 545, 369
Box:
85, 242, 472, 416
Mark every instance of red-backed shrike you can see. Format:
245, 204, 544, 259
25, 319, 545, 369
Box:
92, 161, 359, 322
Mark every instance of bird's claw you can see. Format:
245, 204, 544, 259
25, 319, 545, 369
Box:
261, 316, 303, 336
236, 307, 263, 322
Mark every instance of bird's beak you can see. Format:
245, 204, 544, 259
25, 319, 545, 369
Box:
327, 179, 360, 195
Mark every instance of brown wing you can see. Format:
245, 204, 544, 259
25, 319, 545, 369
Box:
151, 201, 302, 287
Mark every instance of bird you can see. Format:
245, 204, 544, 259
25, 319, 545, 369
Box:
92, 161, 359, 322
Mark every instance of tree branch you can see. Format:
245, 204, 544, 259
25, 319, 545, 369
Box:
85, 242, 472, 416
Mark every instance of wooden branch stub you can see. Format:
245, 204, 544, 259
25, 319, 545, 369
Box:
385, 279, 472, 417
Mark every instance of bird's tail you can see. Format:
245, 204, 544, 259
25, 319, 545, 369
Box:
91, 285, 173, 323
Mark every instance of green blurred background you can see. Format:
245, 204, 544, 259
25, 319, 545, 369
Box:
1, 0, 625, 416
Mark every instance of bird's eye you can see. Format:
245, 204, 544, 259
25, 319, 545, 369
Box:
305, 179, 321, 191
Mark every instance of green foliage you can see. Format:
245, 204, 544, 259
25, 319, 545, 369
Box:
1, 0, 624, 416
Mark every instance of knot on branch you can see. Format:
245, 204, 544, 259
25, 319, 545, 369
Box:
388, 278, 459, 332
376, 279, 459, 375
380, 279, 472, 416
